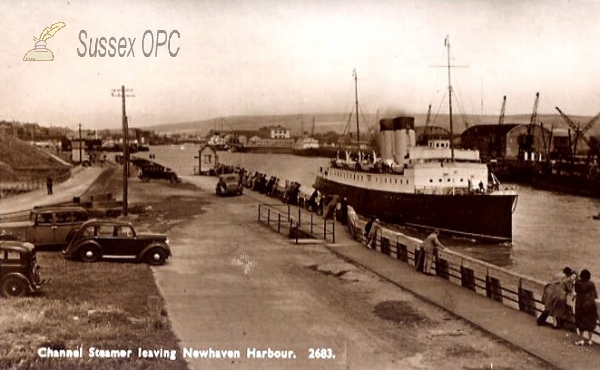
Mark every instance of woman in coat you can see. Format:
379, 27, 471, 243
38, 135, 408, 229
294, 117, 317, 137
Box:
574, 269, 598, 346
537, 266, 576, 329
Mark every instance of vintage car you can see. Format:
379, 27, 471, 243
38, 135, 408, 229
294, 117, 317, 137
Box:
0, 240, 48, 297
62, 219, 171, 265
0, 207, 89, 247
216, 174, 244, 196
138, 164, 180, 183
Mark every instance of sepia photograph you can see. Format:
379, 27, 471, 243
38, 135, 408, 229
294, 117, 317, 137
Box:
1, 0, 600, 369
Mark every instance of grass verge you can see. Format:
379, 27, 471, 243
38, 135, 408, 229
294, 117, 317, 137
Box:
0, 253, 188, 370
0, 178, 210, 370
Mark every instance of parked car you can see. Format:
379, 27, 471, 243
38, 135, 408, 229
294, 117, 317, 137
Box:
216, 174, 244, 196
138, 164, 180, 183
62, 220, 171, 265
0, 207, 88, 247
0, 240, 48, 297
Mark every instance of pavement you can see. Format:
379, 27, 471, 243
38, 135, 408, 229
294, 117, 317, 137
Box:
0, 165, 108, 217
2, 170, 599, 369
185, 175, 600, 370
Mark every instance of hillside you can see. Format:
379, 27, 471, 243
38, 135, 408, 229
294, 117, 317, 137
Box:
141, 112, 600, 137
0, 135, 70, 181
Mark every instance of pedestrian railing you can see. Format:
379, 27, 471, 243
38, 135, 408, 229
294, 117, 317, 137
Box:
347, 206, 600, 337
257, 203, 335, 244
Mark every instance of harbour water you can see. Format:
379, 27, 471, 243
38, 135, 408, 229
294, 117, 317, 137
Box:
135, 145, 600, 282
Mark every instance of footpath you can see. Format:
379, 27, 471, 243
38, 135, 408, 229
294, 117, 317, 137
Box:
2, 170, 599, 369
0, 165, 108, 217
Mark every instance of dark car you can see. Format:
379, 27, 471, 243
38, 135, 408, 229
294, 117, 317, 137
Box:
136, 163, 180, 183
0, 241, 48, 297
62, 220, 171, 265
216, 174, 244, 196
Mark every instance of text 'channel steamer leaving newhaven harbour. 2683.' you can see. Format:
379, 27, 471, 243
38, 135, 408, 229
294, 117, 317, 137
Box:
314, 39, 518, 243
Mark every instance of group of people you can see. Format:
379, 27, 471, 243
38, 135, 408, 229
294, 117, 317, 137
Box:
537, 266, 598, 346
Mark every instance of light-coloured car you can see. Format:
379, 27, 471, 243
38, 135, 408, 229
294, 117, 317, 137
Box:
0, 207, 88, 247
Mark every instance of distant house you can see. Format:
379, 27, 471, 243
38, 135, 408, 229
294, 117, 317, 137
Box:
258, 125, 291, 139
196, 145, 218, 175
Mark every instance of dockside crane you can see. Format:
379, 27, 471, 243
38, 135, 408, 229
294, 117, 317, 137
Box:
555, 107, 600, 158
492, 95, 507, 159
519, 92, 539, 160
419, 104, 433, 145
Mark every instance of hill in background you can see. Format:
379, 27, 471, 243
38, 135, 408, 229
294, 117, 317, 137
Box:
139, 112, 600, 138
0, 135, 70, 182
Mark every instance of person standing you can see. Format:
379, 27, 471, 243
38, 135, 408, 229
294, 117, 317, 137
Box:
46, 176, 53, 195
366, 218, 380, 248
574, 269, 598, 346
363, 217, 376, 245
537, 266, 576, 329
420, 229, 445, 275
339, 197, 348, 226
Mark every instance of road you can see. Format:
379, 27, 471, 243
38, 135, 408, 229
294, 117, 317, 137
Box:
152, 176, 554, 370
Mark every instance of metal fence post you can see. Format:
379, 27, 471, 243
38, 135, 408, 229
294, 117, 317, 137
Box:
288, 204, 290, 221
296, 221, 299, 244
310, 213, 313, 234
332, 220, 335, 243
278, 214, 281, 233
324, 217, 327, 240
267, 208, 270, 226
258, 204, 261, 222
298, 208, 301, 227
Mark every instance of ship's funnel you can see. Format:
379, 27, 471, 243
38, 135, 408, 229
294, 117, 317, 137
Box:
379, 118, 394, 162
393, 116, 415, 165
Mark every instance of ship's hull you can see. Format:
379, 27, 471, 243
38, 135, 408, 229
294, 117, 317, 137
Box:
490, 160, 600, 198
314, 175, 517, 242
292, 147, 339, 158
236, 146, 293, 154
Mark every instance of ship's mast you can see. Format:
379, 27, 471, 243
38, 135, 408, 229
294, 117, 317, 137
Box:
445, 36, 454, 160
353, 69, 360, 144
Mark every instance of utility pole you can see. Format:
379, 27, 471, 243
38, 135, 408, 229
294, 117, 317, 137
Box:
353, 69, 360, 144
78, 123, 82, 164
111, 85, 135, 215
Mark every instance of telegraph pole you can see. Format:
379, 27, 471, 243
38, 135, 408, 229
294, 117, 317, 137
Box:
111, 86, 135, 215
78, 123, 82, 165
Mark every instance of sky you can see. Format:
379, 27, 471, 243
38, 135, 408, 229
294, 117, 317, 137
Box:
2, 0, 600, 130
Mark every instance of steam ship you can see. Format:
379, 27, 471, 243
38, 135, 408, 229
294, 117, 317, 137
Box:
314, 117, 518, 242
314, 39, 518, 242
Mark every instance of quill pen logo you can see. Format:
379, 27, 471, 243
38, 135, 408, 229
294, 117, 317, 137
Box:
23, 22, 66, 61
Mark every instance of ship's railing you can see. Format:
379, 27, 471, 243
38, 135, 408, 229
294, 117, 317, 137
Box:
257, 203, 335, 244
346, 207, 600, 337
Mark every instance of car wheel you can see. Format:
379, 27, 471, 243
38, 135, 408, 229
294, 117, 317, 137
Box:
1, 275, 29, 298
145, 248, 167, 266
79, 244, 101, 262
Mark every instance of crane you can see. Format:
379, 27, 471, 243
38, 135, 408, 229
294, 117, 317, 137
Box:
492, 95, 507, 158
555, 107, 600, 157
519, 92, 539, 159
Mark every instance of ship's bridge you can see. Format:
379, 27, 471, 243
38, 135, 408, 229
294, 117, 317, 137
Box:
408, 140, 480, 163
